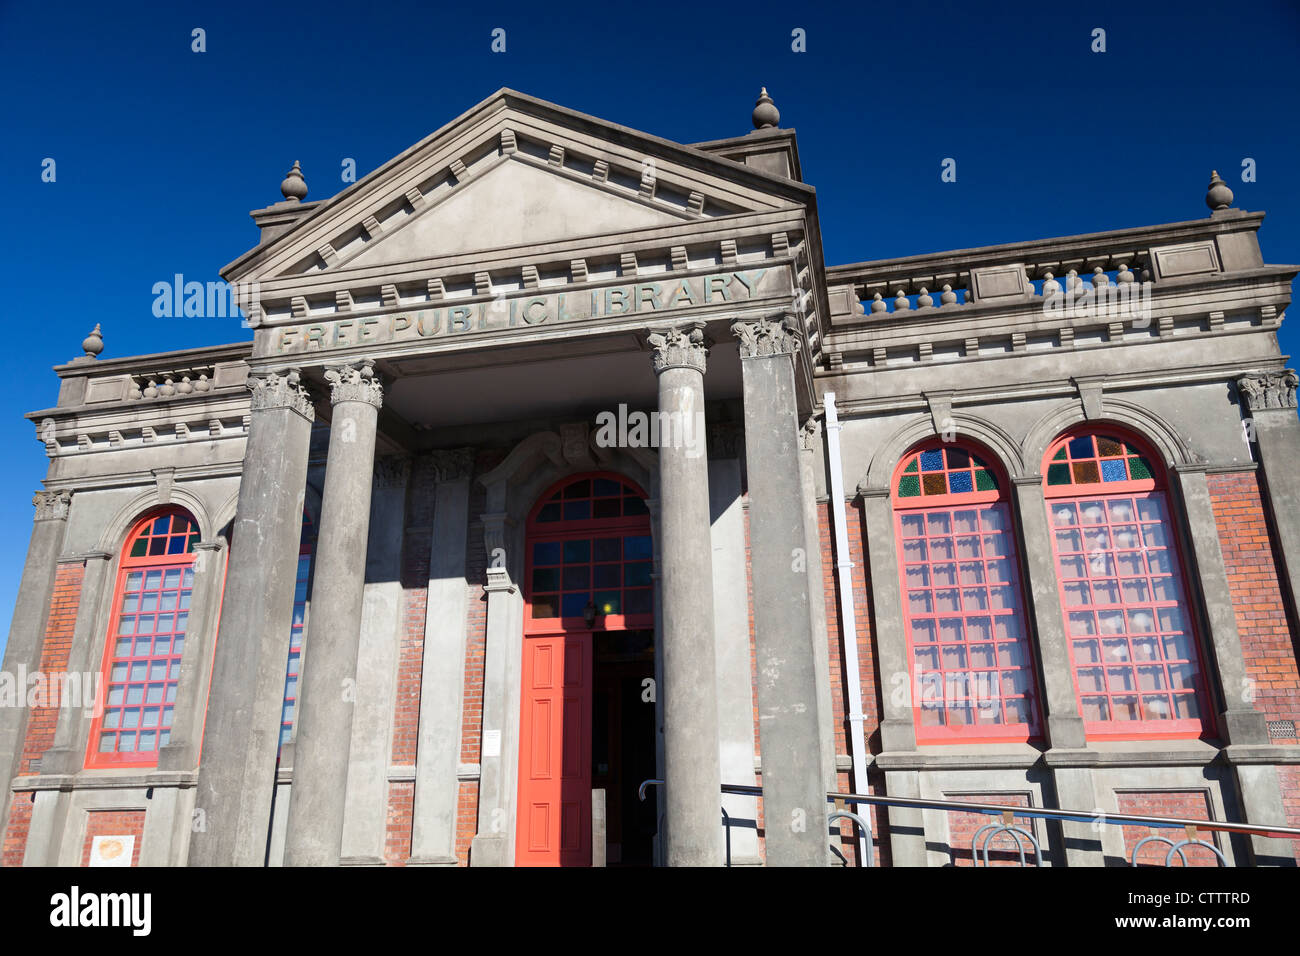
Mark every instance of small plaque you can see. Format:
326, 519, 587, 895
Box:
89, 834, 134, 867
483, 729, 501, 757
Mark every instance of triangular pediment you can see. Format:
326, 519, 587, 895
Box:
345, 157, 687, 270
223, 88, 811, 284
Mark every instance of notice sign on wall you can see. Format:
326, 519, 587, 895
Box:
88, 835, 134, 867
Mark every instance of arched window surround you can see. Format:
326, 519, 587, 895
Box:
891, 439, 1043, 744
1042, 425, 1216, 741
85, 507, 200, 769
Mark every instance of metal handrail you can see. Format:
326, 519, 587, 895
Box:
638, 778, 1300, 866
715, 783, 1300, 841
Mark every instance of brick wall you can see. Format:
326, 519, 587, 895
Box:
18, 561, 85, 774
2, 795, 33, 867
1117, 790, 1220, 866
1207, 471, 1300, 743
79, 809, 145, 867
944, 792, 1033, 866
1277, 765, 1300, 859
2, 560, 86, 865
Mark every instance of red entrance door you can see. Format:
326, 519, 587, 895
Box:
515, 473, 654, 866
516, 632, 592, 866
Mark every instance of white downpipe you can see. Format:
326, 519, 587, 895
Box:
823, 392, 872, 866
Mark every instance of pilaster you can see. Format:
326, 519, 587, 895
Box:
409, 448, 476, 865
0, 490, 71, 827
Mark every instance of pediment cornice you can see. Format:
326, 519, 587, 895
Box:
221, 88, 813, 286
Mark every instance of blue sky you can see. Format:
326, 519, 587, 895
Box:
0, 0, 1297, 653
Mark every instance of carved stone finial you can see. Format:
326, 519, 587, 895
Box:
752, 87, 780, 130
647, 325, 710, 374
732, 313, 801, 359
33, 489, 71, 522
1206, 170, 1234, 212
323, 358, 383, 407
1238, 370, 1298, 411
280, 160, 308, 202
81, 323, 104, 359
247, 368, 315, 421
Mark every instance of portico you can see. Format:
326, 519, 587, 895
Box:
190, 88, 834, 866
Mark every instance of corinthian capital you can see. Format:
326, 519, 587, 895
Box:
732, 313, 801, 359
428, 448, 475, 482
1238, 370, 1299, 411
647, 325, 710, 374
248, 368, 315, 420
324, 358, 384, 408
33, 489, 71, 522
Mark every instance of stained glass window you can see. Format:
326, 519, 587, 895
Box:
897, 445, 999, 500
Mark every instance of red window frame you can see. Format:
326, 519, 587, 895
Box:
524, 473, 653, 635
279, 513, 315, 752
86, 509, 199, 768
1043, 428, 1214, 740
892, 441, 1043, 744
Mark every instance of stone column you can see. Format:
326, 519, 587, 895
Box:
285, 359, 383, 867
0, 490, 70, 823
732, 313, 829, 867
410, 448, 475, 865
1238, 371, 1300, 628
190, 369, 314, 867
1012, 477, 1089, 751
648, 324, 723, 867
798, 418, 837, 794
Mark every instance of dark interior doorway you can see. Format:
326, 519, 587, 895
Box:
591, 628, 657, 865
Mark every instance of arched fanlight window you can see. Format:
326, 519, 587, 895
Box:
1043, 430, 1212, 738
892, 442, 1041, 742
525, 474, 652, 631
86, 509, 199, 768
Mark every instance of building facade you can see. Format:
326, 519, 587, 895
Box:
3, 88, 1299, 867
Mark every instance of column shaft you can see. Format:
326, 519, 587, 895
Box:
190, 370, 314, 867
284, 360, 383, 866
733, 314, 829, 867
649, 325, 723, 866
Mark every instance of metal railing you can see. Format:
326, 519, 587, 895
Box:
638, 779, 1300, 867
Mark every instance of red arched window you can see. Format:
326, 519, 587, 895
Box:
279, 511, 315, 751
525, 474, 652, 633
1043, 429, 1212, 738
893, 441, 1041, 742
87, 509, 199, 768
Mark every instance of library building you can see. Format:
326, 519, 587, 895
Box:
3, 88, 1299, 867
